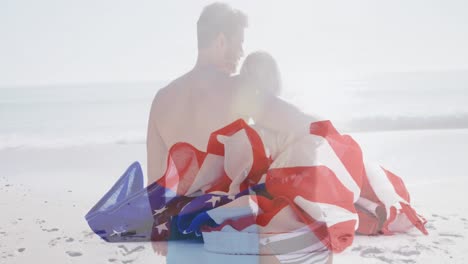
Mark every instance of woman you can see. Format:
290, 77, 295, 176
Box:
232, 51, 322, 137
230, 50, 427, 238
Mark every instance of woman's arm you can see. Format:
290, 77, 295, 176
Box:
255, 95, 323, 135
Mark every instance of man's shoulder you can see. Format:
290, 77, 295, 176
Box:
152, 72, 192, 104
151, 68, 235, 109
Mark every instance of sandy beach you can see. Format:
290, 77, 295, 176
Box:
1, 128, 468, 263
2, 0, 468, 263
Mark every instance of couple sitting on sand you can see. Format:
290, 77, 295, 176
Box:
86, 2, 428, 259
146, 3, 319, 186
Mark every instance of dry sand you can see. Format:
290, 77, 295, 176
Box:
1, 129, 467, 263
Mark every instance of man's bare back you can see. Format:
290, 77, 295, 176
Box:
147, 66, 240, 184
146, 3, 247, 185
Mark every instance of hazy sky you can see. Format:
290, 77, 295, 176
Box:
1, 0, 467, 86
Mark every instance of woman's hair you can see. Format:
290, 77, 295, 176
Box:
240, 51, 282, 96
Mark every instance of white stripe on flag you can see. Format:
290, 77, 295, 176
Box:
259, 226, 312, 245
261, 206, 311, 233
363, 161, 406, 216
387, 212, 415, 233
187, 154, 224, 195
355, 197, 380, 216
206, 195, 260, 224
276, 250, 331, 264
294, 196, 359, 229
218, 129, 254, 194
270, 134, 361, 202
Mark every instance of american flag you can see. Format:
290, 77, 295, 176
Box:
86, 118, 427, 262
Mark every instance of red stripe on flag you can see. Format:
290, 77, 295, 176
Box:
207, 119, 249, 156
204, 172, 234, 193
243, 125, 272, 185
157, 142, 207, 195
381, 206, 398, 235
310, 120, 364, 192
267, 166, 355, 213
400, 203, 429, 235
207, 118, 271, 188
327, 219, 356, 252
255, 196, 290, 226
382, 167, 411, 203
356, 170, 386, 234
266, 166, 357, 253
201, 214, 257, 232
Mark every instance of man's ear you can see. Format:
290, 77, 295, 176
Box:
214, 32, 227, 50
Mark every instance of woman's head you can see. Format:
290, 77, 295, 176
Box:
240, 51, 282, 96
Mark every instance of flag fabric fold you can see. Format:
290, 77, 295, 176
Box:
85, 118, 427, 255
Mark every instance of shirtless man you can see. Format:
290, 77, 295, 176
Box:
146, 3, 248, 184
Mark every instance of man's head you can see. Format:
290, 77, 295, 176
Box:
197, 2, 248, 74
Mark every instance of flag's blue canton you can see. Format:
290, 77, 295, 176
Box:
85, 162, 154, 242
85, 162, 197, 242
85, 161, 270, 242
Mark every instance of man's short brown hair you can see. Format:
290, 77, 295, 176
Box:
197, 2, 248, 50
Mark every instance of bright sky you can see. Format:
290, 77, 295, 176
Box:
1, 0, 468, 87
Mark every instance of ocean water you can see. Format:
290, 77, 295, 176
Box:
0, 82, 160, 149
284, 71, 468, 132
1, 71, 467, 149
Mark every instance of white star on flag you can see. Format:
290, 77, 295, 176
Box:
110, 229, 124, 237
228, 195, 236, 200
155, 222, 168, 234
205, 196, 221, 207
153, 206, 167, 216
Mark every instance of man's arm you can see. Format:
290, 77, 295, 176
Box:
146, 97, 168, 186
